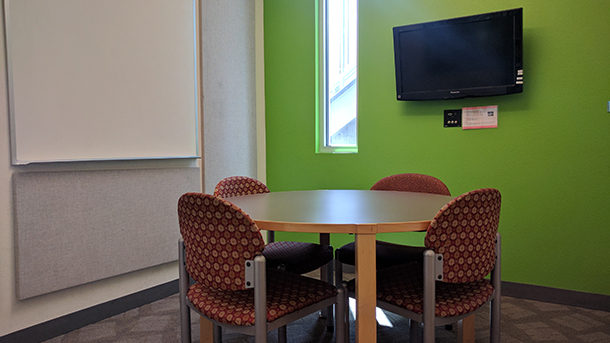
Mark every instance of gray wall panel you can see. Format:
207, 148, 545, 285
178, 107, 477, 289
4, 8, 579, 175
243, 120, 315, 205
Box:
13, 168, 201, 299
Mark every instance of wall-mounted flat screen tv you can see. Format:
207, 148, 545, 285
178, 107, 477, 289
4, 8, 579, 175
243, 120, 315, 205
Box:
393, 8, 523, 101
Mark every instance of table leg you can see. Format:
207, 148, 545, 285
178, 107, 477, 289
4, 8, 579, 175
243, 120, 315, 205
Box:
355, 233, 377, 343
319, 232, 330, 246
319, 233, 333, 325
200, 316, 213, 343
319, 233, 331, 282
457, 314, 475, 343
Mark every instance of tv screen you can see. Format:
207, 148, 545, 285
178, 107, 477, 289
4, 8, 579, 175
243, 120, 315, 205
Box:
393, 8, 523, 100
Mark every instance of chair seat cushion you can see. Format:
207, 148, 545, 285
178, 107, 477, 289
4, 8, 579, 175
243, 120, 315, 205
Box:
337, 241, 426, 270
187, 268, 337, 326
264, 241, 333, 274
347, 263, 494, 318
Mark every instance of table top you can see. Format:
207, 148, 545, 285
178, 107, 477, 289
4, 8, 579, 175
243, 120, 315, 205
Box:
228, 189, 454, 234
227, 189, 457, 343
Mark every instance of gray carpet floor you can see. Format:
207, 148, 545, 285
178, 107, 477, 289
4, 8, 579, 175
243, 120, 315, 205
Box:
42, 272, 610, 343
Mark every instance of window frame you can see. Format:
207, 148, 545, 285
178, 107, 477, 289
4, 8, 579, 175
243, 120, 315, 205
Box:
316, 0, 358, 154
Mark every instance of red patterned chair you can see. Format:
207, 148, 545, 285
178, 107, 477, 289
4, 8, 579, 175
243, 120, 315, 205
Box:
214, 176, 334, 275
369, 173, 451, 195
178, 193, 346, 343
341, 188, 502, 343
335, 173, 452, 281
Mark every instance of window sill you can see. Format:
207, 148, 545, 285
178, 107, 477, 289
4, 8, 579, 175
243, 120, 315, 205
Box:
317, 146, 358, 154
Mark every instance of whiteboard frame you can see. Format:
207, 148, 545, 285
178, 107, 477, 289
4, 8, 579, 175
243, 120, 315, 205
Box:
4, 0, 200, 165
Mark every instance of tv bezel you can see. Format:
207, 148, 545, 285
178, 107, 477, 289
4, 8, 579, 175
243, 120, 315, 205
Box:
393, 8, 523, 101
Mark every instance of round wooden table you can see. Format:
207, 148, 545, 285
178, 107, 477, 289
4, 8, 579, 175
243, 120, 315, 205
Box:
227, 189, 454, 343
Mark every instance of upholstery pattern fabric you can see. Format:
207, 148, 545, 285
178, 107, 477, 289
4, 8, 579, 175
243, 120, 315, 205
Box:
347, 263, 494, 317
425, 188, 501, 283
178, 193, 265, 291
187, 268, 337, 326
337, 173, 451, 269
214, 176, 270, 198
214, 176, 332, 275
264, 241, 333, 275
370, 173, 451, 196
336, 241, 426, 268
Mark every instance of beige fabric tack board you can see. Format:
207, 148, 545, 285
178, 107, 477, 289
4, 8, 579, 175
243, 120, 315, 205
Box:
13, 168, 201, 299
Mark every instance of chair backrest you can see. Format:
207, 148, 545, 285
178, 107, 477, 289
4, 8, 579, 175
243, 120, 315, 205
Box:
214, 176, 270, 198
371, 173, 451, 196
425, 188, 501, 283
178, 192, 265, 291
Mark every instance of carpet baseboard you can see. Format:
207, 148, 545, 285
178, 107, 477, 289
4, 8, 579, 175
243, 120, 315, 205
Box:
501, 280, 610, 312
0, 279, 178, 343
2, 277, 609, 343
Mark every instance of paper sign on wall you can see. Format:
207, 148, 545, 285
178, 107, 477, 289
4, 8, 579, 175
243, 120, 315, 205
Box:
462, 105, 498, 129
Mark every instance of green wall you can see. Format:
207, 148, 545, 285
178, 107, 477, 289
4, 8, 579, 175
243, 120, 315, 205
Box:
263, 0, 610, 296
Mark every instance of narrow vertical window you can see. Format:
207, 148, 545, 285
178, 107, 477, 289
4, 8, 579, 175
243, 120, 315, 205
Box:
318, 0, 358, 153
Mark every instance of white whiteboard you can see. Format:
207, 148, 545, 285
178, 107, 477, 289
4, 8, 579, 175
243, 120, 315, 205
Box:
5, 0, 199, 165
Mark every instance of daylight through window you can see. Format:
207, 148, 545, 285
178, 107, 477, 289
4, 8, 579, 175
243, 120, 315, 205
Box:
319, 0, 358, 152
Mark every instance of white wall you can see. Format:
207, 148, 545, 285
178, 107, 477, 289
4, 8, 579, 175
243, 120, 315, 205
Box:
202, 0, 259, 193
0, 1, 260, 337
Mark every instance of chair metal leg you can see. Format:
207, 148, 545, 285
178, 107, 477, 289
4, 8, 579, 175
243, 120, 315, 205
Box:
320, 268, 328, 320
320, 245, 334, 325
335, 285, 346, 343
325, 259, 335, 328
278, 325, 287, 343
213, 324, 222, 343
422, 250, 436, 343
333, 250, 344, 331
490, 233, 502, 343
341, 282, 350, 343
178, 239, 192, 343
490, 294, 501, 343
409, 319, 419, 343
335, 256, 343, 286
254, 254, 268, 343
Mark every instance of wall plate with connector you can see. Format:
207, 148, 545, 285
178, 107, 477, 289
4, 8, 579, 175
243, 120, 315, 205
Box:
444, 109, 462, 127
